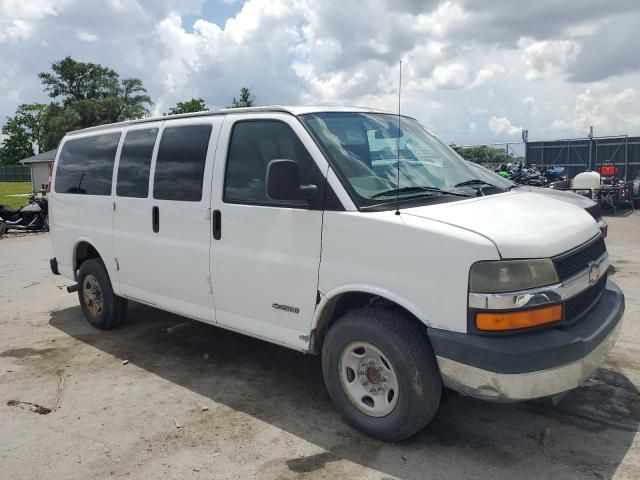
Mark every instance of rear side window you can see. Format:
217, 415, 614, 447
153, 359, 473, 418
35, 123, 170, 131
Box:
116, 128, 158, 198
55, 132, 121, 195
153, 125, 212, 201
224, 121, 313, 206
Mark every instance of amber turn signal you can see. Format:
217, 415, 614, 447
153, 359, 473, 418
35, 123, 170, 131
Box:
476, 304, 563, 331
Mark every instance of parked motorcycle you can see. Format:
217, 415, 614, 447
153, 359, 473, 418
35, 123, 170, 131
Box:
542, 166, 566, 182
0, 191, 49, 237
542, 166, 569, 189
496, 162, 548, 187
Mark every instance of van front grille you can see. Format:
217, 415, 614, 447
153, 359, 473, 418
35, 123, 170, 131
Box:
553, 237, 606, 282
564, 274, 607, 325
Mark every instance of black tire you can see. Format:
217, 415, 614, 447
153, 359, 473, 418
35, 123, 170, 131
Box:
77, 258, 127, 330
322, 307, 442, 442
0, 220, 6, 237
42, 214, 49, 232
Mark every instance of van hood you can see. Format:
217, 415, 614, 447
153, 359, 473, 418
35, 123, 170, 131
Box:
402, 190, 600, 258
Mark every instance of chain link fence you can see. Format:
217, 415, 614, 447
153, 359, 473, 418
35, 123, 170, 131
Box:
0, 165, 31, 182
454, 136, 640, 181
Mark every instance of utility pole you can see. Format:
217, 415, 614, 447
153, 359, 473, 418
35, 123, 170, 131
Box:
588, 125, 594, 171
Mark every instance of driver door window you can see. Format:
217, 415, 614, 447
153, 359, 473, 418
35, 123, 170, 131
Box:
223, 120, 313, 207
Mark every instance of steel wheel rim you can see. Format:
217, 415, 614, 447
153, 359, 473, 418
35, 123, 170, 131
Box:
83, 274, 104, 317
338, 341, 399, 417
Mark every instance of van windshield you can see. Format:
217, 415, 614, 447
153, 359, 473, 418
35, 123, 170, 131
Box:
301, 112, 512, 207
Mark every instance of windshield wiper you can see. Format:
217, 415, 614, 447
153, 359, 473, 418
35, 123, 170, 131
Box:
454, 179, 502, 188
371, 186, 470, 199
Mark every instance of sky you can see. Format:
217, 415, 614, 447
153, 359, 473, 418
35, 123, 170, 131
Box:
1, 0, 640, 145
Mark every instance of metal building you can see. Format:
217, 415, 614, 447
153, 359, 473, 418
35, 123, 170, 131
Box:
19, 149, 57, 192
526, 136, 640, 180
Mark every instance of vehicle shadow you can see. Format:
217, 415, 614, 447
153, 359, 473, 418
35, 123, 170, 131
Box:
50, 303, 639, 480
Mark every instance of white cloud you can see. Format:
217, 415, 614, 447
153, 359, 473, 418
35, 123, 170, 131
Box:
0, 19, 33, 42
471, 63, 505, 87
0, 0, 68, 42
430, 63, 470, 89
519, 38, 581, 80
0, 0, 60, 20
77, 31, 99, 42
551, 84, 640, 135
2, 0, 640, 146
489, 116, 522, 136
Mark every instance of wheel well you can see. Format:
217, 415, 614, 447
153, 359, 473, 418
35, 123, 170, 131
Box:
74, 241, 101, 273
310, 292, 427, 354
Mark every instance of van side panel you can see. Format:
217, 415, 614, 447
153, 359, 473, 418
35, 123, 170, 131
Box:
114, 117, 223, 322
111, 122, 163, 301
209, 113, 328, 350
50, 128, 124, 283
316, 210, 500, 334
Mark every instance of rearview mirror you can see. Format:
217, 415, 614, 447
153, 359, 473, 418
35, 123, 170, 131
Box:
266, 159, 318, 202
375, 127, 403, 139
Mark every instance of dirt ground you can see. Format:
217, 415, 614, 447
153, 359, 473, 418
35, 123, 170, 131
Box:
1, 213, 639, 480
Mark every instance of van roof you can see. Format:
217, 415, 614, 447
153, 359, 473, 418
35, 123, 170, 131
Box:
67, 105, 395, 136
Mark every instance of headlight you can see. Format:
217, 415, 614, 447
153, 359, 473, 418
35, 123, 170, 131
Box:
469, 259, 559, 293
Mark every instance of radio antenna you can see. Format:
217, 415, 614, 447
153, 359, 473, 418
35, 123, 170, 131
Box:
395, 60, 402, 216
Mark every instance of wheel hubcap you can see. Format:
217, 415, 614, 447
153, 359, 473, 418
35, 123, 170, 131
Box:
339, 341, 399, 417
82, 274, 104, 317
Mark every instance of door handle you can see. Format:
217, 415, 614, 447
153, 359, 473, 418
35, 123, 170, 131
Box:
213, 209, 221, 240
152, 206, 159, 233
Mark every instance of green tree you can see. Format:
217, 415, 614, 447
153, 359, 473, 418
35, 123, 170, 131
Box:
39, 103, 82, 152
1, 58, 153, 156
451, 144, 513, 165
229, 87, 255, 108
34, 57, 153, 147
163, 97, 209, 115
100, 78, 153, 123
38, 56, 119, 102
166, 98, 208, 115
0, 119, 33, 164
0, 103, 47, 164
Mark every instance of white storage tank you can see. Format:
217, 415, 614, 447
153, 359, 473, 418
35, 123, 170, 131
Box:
572, 171, 601, 190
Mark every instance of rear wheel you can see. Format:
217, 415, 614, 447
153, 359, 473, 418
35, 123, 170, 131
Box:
322, 307, 442, 442
77, 259, 127, 329
0, 220, 6, 237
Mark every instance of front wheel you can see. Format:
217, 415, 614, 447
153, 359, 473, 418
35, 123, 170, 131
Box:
77, 258, 127, 329
322, 307, 442, 442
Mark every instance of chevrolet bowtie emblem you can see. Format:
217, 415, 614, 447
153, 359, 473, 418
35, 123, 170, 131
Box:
588, 259, 602, 286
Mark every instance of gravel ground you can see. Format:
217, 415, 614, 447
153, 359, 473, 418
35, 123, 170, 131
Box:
0, 214, 639, 480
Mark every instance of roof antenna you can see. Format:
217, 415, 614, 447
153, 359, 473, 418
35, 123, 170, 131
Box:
395, 60, 402, 216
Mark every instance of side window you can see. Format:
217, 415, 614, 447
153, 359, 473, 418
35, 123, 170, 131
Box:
224, 121, 312, 206
55, 132, 121, 195
116, 128, 158, 198
153, 124, 212, 202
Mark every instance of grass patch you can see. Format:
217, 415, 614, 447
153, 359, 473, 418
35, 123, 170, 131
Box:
0, 182, 33, 210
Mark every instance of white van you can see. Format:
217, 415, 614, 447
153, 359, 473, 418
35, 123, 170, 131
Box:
49, 106, 624, 441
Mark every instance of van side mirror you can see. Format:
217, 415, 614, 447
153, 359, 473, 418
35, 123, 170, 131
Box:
266, 159, 318, 202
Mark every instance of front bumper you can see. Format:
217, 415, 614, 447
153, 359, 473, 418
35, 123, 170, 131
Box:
429, 280, 624, 401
